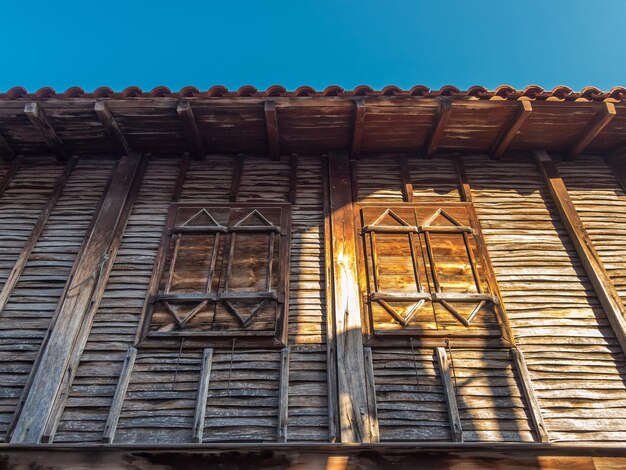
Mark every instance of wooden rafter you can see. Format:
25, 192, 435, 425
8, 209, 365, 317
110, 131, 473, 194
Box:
264, 101, 280, 161
350, 98, 366, 159
490, 100, 533, 160
177, 100, 205, 160
95, 101, 130, 155
0, 130, 15, 161
425, 98, 453, 158
24, 102, 69, 160
565, 101, 616, 161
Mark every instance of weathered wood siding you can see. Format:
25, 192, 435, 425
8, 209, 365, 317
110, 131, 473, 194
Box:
54, 156, 180, 443
53, 155, 329, 443
0, 157, 115, 439
4, 152, 626, 445
354, 155, 537, 442
465, 154, 626, 442
558, 155, 626, 309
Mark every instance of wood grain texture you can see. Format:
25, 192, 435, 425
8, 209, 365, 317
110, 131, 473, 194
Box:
425, 98, 452, 158
465, 153, 626, 442
328, 150, 377, 443
0, 157, 114, 441
277, 347, 290, 442
351, 99, 366, 159
535, 150, 626, 356
0, 157, 77, 314
566, 102, 616, 161
435, 347, 463, 442
490, 100, 532, 160
102, 347, 137, 443
54, 156, 181, 444
265, 101, 280, 161
24, 103, 69, 161
0, 156, 21, 198
177, 101, 205, 160
511, 348, 549, 442
372, 346, 451, 442
192, 348, 213, 443
0, 131, 15, 161
95, 101, 131, 155
10, 153, 141, 443
363, 347, 380, 443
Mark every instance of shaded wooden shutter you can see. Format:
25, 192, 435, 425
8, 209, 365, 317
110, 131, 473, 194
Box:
358, 203, 504, 344
140, 203, 291, 347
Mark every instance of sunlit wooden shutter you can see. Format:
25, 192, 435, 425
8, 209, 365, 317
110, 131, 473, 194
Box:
142, 203, 291, 347
359, 203, 503, 341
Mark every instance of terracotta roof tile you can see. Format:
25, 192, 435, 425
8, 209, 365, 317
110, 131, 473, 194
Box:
0, 85, 625, 102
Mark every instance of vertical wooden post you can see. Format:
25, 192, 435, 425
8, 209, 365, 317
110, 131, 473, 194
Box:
398, 155, 414, 202
277, 347, 290, 443
435, 347, 463, 442
10, 152, 143, 443
510, 348, 549, 442
534, 150, 626, 356
362, 347, 380, 443
102, 347, 137, 443
322, 156, 339, 442
327, 150, 377, 443
192, 348, 213, 443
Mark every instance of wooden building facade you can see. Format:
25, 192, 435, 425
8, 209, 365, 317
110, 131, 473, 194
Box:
0, 84, 626, 468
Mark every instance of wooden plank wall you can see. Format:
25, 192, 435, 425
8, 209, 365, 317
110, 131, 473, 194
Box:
53, 154, 329, 443
4, 151, 626, 444
0, 157, 115, 439
53, 156, 181, 442
354, 155, 536, 442
464, 154, 626, 441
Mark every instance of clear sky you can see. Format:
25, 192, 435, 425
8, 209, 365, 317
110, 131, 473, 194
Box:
1, 0, 624, 92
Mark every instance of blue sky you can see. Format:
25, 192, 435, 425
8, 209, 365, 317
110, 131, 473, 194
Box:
1, 0, 624, 92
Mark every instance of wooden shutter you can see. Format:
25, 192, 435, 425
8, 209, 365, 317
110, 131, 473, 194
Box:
140, 203, 291, 347
358, 202, 504, 344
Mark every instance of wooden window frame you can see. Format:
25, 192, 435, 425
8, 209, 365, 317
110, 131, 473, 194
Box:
137, 202, 291, 348
355, 201, 508, 347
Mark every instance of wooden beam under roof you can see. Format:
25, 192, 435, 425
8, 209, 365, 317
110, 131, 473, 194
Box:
425, 98, 453, 158
177, 100, 205, 160
24, 102, 69, 160
0, 130, 15, 161
350, 98, 366, 159
490, 100, 533, 160
264, 101, 280, 161
95, 100, 131, 155
565, 101, 616, 161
